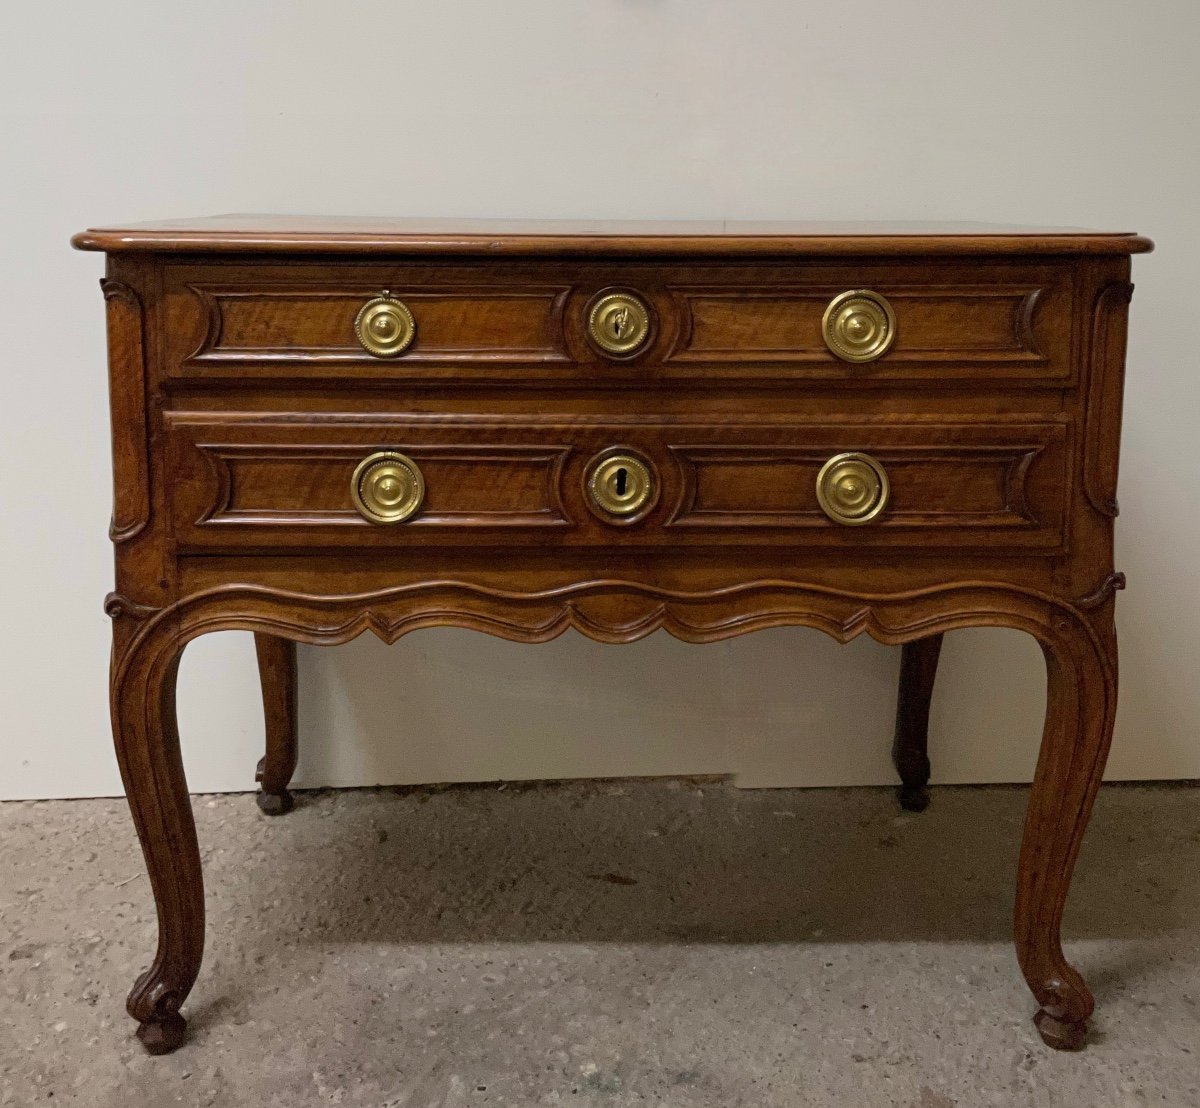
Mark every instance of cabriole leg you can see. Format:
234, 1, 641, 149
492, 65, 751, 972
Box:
111, 628, 203, 1055
253, 634, 298, 815
1016, 616, 1118, 1050
892, 633, 943, 811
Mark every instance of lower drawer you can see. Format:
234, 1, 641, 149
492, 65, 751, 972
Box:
165, 413, 1069, 551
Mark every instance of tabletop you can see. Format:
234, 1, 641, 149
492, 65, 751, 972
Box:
72, 215, 1153, 257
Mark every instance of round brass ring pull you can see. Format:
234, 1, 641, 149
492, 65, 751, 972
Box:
586, 291, 652, 357
585, 451, 655, 519
822, 289, 896, 363
352, 452, 425, 524
816, 452, 890, 526
355, 293, 416, 357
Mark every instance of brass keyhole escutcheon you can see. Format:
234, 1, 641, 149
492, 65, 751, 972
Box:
586, 291, 652, 357
822, 289, 896, 363
816, 452, 890, 526
352, 452, 425, 524
355, 293, 416, 358
585, 450, 655, 520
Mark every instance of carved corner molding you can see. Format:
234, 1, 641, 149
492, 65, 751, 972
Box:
101, 279, 151, 543
105, 592, 163, 623
1082, 281, 1135, 519
1075, 572, 1126, 611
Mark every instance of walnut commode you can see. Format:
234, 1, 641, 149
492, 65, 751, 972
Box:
74, 216, 1151, 1055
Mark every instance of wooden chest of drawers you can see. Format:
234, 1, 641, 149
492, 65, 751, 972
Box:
74, 216, 1151, 1055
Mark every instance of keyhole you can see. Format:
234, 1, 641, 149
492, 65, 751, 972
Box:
610, 306, 629, 339
614, 466, 628, 497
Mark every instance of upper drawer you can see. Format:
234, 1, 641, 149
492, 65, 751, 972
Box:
160, 260, 1077, 387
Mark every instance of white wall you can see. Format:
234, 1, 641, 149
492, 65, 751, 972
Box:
2, 1, 1197, 800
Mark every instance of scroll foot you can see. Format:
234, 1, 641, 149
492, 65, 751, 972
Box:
898, 783, 930, 812
136, 1010, 188, 1055
1034, 1008, 1087, 1051
255, 786, 294, 816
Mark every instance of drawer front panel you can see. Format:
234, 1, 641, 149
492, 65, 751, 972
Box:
162, 261, 1076, 387
184, 285, 572, 366
671, 441, 1053, 530
195, 444, 571, 526
167, 414, 1069, 551
672, 286, 1052, 366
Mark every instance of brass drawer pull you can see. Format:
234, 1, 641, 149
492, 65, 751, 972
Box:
586, 291, 652, 357
822, 289, 896, 363
352, 452, 425, 524
355, 293, 416, 357
816, 452, 889, 525
585, 450, 655, 519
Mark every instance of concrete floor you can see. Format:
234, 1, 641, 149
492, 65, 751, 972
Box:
1, 780, 1198, 1108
